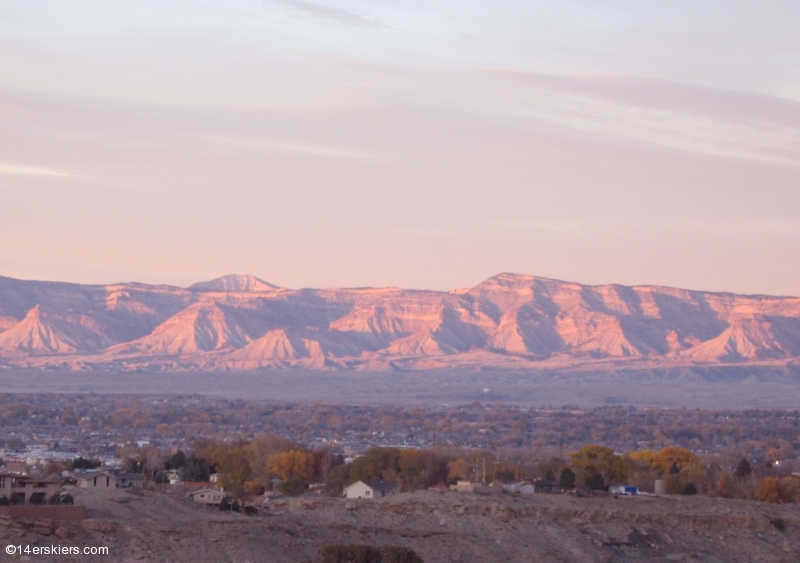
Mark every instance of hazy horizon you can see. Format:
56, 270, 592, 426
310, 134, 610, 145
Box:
2, 1, 799, 296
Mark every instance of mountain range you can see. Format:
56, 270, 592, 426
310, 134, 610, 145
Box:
0, 273, 798, 372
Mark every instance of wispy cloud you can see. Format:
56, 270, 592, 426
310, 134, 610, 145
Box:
480, 72, 800, 166
201, 134, 374, 159
271, 0, 375, 26
0, 163, 77, 177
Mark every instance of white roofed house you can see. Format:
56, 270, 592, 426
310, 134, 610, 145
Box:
343, 480, 400, 500
189, 488, 225, 505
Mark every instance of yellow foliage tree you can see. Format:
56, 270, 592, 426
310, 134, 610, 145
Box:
267, 450, 315, 482
651, 447, 701, 475
570, 445, 628, 486
628, 450, 656, 468
756, 477, 780, 503
447, 459, 470, 483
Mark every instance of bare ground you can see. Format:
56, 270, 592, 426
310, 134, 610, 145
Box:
2, 487, 799, 563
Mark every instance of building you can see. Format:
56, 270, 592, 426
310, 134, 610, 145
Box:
610, 485, 639, 495
503, 479, 559, 494
189, 488, 225, 505
451, 480, 503, 495
0, 472, 60, 505
75, 470, 144, 489
76, 471, 116, 489
343, 480, 400, 500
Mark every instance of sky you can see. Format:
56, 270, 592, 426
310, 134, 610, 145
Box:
1, 0, 799, 295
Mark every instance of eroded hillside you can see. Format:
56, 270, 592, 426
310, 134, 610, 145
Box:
1, 273, 799, 371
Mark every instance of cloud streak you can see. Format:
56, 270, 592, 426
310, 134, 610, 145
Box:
480, 72, 800, 165
271, 0, 375, 26
0, 163, 77, 177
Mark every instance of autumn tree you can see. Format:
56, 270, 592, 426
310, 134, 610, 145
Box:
446, 459, 470, 483
350, 448, 401, 483
570, 445, 627, 488
213, 447, 252, 501
397, 450, 447, 491
267, 450, 315, 483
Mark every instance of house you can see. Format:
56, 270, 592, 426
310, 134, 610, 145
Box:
75, 470, 144, 489
450, 480, 503, 495
189, 488, 225, 505
76, 471, 116, 489
115, 472, 145, 488
0, 472, 60, 505
343, 480, 399, 500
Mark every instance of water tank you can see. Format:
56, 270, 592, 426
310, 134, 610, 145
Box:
654, 479, 666, 495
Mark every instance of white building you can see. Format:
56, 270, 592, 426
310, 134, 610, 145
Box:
189, 488, 225, 505
343, 480, 399, 500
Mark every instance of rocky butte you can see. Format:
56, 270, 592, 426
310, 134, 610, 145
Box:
0, 273, 798, 372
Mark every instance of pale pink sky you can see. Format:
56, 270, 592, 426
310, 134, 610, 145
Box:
1, 1, 799, 295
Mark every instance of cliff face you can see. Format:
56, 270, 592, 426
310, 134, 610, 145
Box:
0, 273, 799, 371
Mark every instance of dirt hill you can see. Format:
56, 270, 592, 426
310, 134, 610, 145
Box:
3, 487, 798, 563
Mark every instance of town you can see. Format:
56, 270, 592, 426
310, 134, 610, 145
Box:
2, 393, 799, 512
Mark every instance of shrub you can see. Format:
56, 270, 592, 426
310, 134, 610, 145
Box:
317, 544, 424, 563
682, 483, 697, 495
320, 544, 382, 563
735, 458, 751, 479
278, 475, 305, 497
381, 546, 424, 563
0, 496, 9, 506
584, 471, 605, 491
72, 457, 101, 470
559, 468, 576, 490
48, 493, 61, 505
60, 494, 74, 505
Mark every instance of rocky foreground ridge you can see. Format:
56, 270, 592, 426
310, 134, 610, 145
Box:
0, 273, 798, 372
3, 488, 799, 563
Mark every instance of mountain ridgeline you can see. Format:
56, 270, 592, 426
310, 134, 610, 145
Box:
0, 273, 798, 372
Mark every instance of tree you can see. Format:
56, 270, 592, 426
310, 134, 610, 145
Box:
570, 445, 627, 486
446, 459, 470, 483
72, 457, 101, 470
494, 468, 515, 483
756, 477, 780, 503
183, 455, 211, 482
278, 475, 305, 496
398, 450, 447, 491
267, 450, 315, 482
350, 448, 400, 483
652, 447, 700, 475
164, 450, 187, 470
584, 471, 606, 491
213, 447, 252, 501
735, 458, 751, 479
559, 468, 576, 490
326, 463, 352, 496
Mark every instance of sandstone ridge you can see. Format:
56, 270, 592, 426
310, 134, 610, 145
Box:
0, 272, 799, 371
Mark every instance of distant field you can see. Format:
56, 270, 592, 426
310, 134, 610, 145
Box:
1, 366, 798, 408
